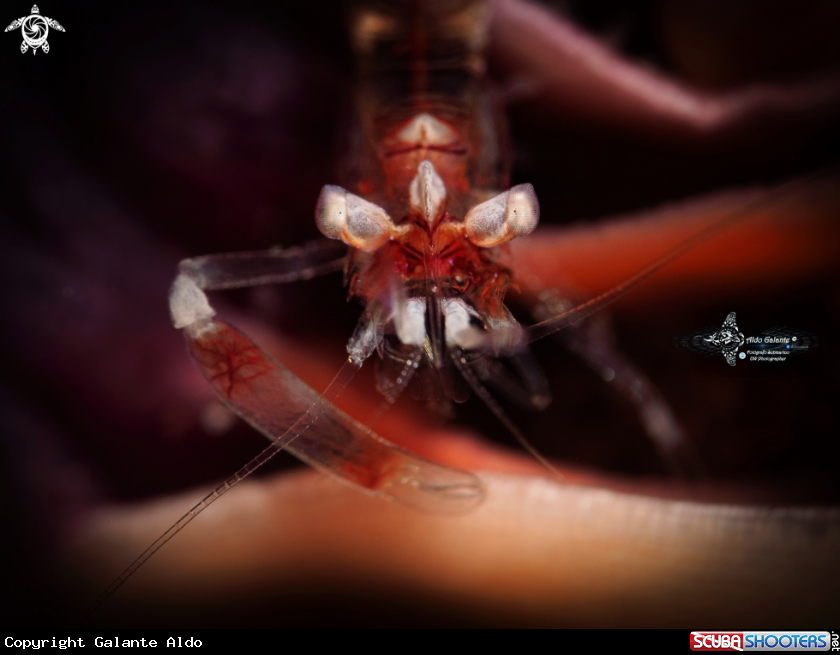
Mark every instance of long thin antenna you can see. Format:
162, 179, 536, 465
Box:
527, 165, 839, 344
85, 358, 360, 618
451, 348, 566, 484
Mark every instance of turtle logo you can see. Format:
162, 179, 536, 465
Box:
704, 312, 745, 366
5, 5, 64, 55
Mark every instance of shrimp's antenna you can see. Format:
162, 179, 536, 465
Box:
85, 358, 361, 619
527, 163, 840, 344
451, 348, 566, 484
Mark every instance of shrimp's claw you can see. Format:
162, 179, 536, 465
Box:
373, 451, 486, 514
169, 242, 485, 514
185, 317, 485, 513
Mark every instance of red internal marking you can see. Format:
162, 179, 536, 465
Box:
357, 180, 375, 195
347, 212, 512, 326
383, 143, 468, 158
187, 322, 273, 399
340, 452, 401, 491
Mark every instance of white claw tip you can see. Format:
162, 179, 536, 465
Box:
170, 273, 215, 329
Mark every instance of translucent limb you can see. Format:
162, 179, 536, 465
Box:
174, 243, 484, 504
84, 355, 360, 618
89, 241, 485, 615
175, 239, 349, 290
182, 318, 483, 513
451, 347, 566, 484
479, 351, 552, 412
532, 291, 699, 477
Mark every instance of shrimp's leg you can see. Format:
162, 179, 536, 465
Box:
170, 241, 485, 513
478, 351, 552, 411
531, 291, 698, 477
174, 239, 348, 291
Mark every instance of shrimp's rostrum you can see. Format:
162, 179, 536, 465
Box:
2, 0, 840, 628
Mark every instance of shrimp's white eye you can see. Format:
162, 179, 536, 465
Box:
316, 185, 395, 251
464, 184, 540, 247
410, 160, 447, 224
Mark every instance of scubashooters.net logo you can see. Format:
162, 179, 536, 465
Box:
674, 312, 817, 366
689, 631, 835, 651
4, 5, 64, 54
